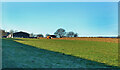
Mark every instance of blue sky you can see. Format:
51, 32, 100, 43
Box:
2, 2, 118, 37
1, 0, 119, 2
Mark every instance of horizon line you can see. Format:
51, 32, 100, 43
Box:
1, 0, 120, 2
1, 29, 118, 37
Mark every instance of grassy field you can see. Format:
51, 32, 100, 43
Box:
3, 38, 117, 68
12, 38, 118, 67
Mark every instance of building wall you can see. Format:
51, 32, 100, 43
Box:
13, 32, 29, 38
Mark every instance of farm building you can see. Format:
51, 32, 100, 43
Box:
0, 29, 10, 38
13, 32, 30, 38
7, 31, 30, 38
7, 34, 13, 38
47, 35, 56, 39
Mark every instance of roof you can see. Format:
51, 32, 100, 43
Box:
48, 35, 56, 37
14, 31, 29, 34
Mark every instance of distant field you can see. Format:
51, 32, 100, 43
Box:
37, 37, 118, 43
53, 37, 118, 43
14, 38, 118, 67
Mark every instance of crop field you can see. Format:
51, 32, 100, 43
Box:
53, 37, 118, 43
2, 38, 119, 68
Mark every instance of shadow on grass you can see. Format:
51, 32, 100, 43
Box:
2, 38, 119, 69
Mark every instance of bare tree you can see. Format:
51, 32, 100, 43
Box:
54, 28, 66, 38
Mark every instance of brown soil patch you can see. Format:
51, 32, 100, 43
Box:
54, 37, 118, 43
37, 37, 118, 43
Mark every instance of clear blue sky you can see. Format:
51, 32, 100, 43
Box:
2, 2, 118, 37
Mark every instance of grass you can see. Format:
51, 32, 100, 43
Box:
12, 38, 118, 67
3, 38, 116, 68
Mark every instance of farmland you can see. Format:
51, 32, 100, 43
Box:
2, 38, 119, 68
53, 37, 118, 43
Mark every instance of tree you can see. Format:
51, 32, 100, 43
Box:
33, 34, 37, 37
54, 28, 66, 38
45, 34, 50, 37
37, 34, 44, 37
14, 30, 18, 33
66, 33, 69, 37
67, 31, 74, 37
9, 30, 14, 38
74, 33, 78, 37
9, 30, 14, 34
30, 33, 34, 37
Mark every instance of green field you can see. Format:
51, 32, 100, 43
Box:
14, 38, 118, 66
2, 38, 119, 68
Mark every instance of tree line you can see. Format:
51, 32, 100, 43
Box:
1, 28, 78, 38
30, 28, 78, 38
54, 28, 78, 38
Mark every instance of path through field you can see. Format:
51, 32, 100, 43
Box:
2, 39, 117, 68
